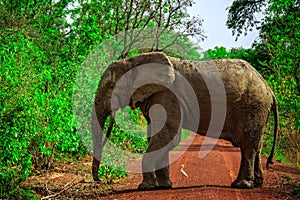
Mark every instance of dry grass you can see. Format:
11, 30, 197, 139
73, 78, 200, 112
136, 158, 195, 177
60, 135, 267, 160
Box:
22, 157, 121, 199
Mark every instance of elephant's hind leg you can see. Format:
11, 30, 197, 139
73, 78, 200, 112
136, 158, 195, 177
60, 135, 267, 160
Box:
254, 151, 263, 187
231, 130, 264, 189
231, 127, 265, 189
231, 148, 264, 188
254, 139, 264, 187
231, 147, 256, 188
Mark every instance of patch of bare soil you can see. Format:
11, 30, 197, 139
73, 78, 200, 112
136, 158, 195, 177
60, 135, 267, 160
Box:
25, 135, 300, 199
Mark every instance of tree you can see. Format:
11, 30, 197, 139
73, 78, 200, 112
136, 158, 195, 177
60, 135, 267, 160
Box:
226, 0, 266, 39
226, 0, 300, 166
70, 0, 205, 59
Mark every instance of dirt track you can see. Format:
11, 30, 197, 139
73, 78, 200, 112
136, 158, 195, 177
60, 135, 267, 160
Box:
99, 134, 300, 200
27, 134, 299, 199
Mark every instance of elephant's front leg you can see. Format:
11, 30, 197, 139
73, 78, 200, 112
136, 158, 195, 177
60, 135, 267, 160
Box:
138, 91, 182, 190
137, 152, 159, 190
155, 153, 172, 188
138, 135, 176, 190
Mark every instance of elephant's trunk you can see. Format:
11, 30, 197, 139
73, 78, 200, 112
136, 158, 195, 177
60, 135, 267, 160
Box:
92, 99, 115, 181
92, 104, 105, 181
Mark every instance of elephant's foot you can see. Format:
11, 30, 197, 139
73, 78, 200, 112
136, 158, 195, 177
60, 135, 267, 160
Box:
231, 179, 254, 189
137, 178, 159, 190
157, 179, 172, 189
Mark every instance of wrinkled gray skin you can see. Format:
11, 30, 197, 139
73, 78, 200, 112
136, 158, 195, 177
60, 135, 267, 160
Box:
92, 52, 278, 190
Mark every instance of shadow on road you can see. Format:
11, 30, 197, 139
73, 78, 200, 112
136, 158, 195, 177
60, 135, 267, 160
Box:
266, 161, 300, 176
178, 144, 240, 152
102, 184, 232, 196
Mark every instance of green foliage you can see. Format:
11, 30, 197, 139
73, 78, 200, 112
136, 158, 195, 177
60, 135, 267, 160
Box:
71, 0, 205, 59
109, 122, 148, 154
259, 0, 300, 166
226, 0, 266, 39
181, 129, 191, 140
292, 187, 300, 198
227, 0, 300, 166
0, 1, 84, 197
1, 0, 204, 198
202, 46, 262, 67
0, 33, 42, 198
112, 107, 148, 154
202, 46, 232, 59
98, 152, 128, 184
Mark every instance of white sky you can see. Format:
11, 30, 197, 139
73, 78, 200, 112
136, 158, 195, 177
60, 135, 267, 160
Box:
188, 0, 260, 50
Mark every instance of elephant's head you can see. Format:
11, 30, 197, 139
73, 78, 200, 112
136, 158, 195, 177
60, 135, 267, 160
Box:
94, 52, 176, 127
92, 52, 176, 181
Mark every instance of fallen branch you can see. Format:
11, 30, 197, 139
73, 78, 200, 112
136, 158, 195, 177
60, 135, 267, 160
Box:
41, 178, 84, 200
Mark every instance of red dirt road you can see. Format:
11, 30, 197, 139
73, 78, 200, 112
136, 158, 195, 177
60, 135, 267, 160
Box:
100, 134, 300, 200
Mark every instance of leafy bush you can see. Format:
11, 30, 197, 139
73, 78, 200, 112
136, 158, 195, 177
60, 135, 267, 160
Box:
0, 33, 40, 198
98, 152, 129, 184
292, 187, 300, 198
0, 30, 84, 198
110, 107, 148, 154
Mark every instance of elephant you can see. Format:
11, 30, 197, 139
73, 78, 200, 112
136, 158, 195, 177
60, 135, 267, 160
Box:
91, 52, 278, 189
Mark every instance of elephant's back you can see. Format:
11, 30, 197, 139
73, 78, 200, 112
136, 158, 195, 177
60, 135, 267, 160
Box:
169, 57, 274, 139
213, 59, 274, 109
170, 58, 273, 103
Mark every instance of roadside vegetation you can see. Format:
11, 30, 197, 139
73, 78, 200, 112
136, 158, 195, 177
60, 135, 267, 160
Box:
0, 0, 299, 198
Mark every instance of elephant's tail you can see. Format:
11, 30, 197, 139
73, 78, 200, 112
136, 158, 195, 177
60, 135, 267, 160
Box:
266, 95, 278, 169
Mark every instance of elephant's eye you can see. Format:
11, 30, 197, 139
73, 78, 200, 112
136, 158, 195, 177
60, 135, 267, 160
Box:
109, 83, 115, 89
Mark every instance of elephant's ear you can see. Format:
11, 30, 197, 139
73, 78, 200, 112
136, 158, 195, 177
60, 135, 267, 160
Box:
110, 52, 175, 110
125, 52, 176, 109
